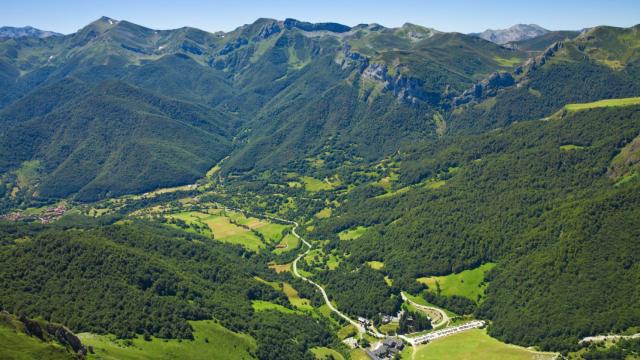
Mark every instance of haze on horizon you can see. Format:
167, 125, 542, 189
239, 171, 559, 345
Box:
2, 0, 640, 35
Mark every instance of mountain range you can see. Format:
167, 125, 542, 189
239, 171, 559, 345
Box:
470, 23, 550, 44
0, 15, 639, 360
0, 26, 61, 39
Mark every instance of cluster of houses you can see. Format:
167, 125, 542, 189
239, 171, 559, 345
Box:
366, 337, 405, 360
0, 204, 67, 224
381, 309, 404, 325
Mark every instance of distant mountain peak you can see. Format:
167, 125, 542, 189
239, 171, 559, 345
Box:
283, 18, 351, 33
471, 24, 549, 44
0, 26, 62, 39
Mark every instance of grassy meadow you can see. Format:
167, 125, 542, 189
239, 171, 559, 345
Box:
417, 263, 496, 301
80, 320, 256, 360
402, 329, 556, 360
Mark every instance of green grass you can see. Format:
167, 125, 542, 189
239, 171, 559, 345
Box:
251, 300, 300, 314
401, 329, 556, 360
367, 261, 384, 270
338, 226, 369, 240
314, 207, 332, 219
310, 347, 345, 360
283, 283, 314, 311
424, 179, 446, 189
337, 325, 357, 339
273, 233, 300, 254
80, 320, 256, 360
494, 56, 524, 67
326, 254, 342, 270
375, 185, 411, 199
349, 349, 371, 360
300, 176, 337, 192
560, 144, 587, 151
0, 326, 72, 360
256, 223, 289, 243
417, 263, 496, 302
564, 97, 640, 111
379, 321, 400, 335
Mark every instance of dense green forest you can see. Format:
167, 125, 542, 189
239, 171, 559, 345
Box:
311, 106, 640, 350
0, 220, 339, 358
0, 15, 639, 360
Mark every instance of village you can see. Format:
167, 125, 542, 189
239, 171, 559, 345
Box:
0, 204, 67, 224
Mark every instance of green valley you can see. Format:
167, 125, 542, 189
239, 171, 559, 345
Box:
0, 9, 639, 360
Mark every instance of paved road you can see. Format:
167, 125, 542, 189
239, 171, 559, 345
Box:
225, 208, 383, 337
580, 333, 640, 344
401, 292, 449, 328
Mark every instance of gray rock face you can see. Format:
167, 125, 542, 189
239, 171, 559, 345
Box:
362, 63, 433, 104
16, 314, 87, 356
452, 72, 515, 106
337, 45, 436, 105
0, 26, 62, 39
471, 24, 549, 44
515, 41, 564, 75
254, 22, 281, 40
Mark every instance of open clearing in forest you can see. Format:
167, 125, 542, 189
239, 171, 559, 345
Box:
283, 283, 313, 311
311, 347, 345, 360
401, 329, 556, 360
167, 210, 286, 252
79, 320, 256, 360
301, 176, 340, 192
273, 233, 300, 254
417, 263, 496, 302
251, 300, 300, 314
564, 97, 640, 111
338, 226, 369, 240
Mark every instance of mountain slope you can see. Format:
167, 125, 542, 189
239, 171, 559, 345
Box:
0, 26, 61, 39
311, 104, 640, 350
0, 78, 233, 201
505, 30, 581, 52
471, 24, 549, 44
451, 25, 640, 133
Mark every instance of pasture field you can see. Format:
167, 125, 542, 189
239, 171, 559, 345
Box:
301, 176, 338, 192
338, 226, 369, 240
268, 262, 292, 273
367, 261, 384, 270
349, 349, 371, 360
401, 329, 556, 360
564, 97, 640, 111
251, 301, 300, 314
80, 320, 256, 360
273, 233, 300, 254
283, 283, 313, 311
494, 55, 524, 67
417, 263, 496, 302
315, 207, 332, 219
560, 144, 587, 151
310, 347, 345, 360
167, 210, 267, 251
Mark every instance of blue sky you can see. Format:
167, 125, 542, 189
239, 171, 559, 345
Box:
2, 0, 639, 34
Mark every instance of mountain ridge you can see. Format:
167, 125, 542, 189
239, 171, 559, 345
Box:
470, 23, 550, 44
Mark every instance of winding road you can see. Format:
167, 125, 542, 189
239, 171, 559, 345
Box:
401, 292, 450, 328
224, 207, 383, 338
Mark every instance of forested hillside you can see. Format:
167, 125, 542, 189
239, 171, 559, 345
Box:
0, 15, 639, 360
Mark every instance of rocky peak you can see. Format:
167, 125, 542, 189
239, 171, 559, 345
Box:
472, 24, 549, 44
0, 26, 62, 39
